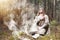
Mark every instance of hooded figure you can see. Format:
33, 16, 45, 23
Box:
29, 8, 50, 38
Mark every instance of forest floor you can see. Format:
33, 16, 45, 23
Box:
0, 24, 60, 40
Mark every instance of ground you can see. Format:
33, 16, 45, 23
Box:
0, 24, 60, 40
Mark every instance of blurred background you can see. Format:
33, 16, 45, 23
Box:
0, 0, 60, 40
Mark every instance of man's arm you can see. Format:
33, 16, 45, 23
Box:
41, 15, 49, 28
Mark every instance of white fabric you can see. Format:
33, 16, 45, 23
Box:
38, 27, 46, 34
38, 14, 49, 34
29, 14, 45, 32
32, 34, 40, 38
29, 14, 49, 35
40, 15, 49, 28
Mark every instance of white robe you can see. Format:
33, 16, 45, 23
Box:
29, 14, 49, 38
29, 15, 43, 32
38, 14, 49, 34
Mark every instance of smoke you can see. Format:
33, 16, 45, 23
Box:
3, 0, 36, 40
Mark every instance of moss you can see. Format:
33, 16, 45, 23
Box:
9, 36, 14, 40
0, 32, 8, 36
37, 34, 56, 40
50, 20, 58, 26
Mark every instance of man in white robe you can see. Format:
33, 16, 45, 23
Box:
29, 8, 50, 38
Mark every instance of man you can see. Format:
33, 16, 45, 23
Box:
29, 8, 50, 38
37, 8, 49, 36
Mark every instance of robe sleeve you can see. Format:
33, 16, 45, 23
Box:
41, 15, 49, 28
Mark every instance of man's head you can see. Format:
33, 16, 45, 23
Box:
37, 8, 45, 15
